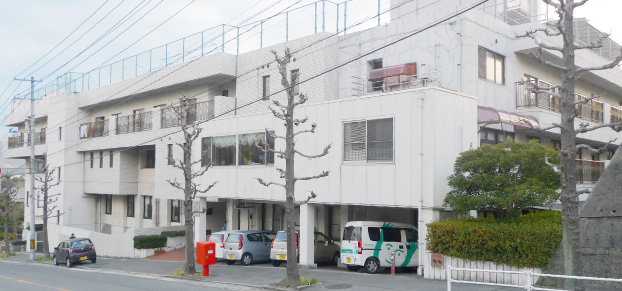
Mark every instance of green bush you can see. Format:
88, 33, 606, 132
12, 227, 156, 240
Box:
134, 235, 167, 249
426, 211, 562, 268
0, 233, 16, 240
161, 230, 185, 237
11, 240, 26, 246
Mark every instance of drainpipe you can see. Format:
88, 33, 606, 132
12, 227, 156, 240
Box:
418, 96, 424, 276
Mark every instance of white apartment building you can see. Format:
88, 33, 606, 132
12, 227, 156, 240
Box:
3, 0, 621, 274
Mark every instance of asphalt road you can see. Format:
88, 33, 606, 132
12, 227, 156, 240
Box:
0, 259, 251, 291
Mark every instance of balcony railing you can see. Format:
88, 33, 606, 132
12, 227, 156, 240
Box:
116, 112, 153, 134
516, 81, 604, 123
161, 100, 214, 128
351, 71, 442, 97
79, 120, 109, 139
8, 132, 46, 149
610, 106, 622, 124
576, 159, 605, 183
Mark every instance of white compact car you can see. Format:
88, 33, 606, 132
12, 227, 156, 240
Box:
208, 231, 232, 260
340, 221, 419, 274
270, 231, 340, 266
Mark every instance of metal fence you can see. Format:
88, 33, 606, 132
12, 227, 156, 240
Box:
116, 112, 153, 134
8, 132, 46, 148
79, 120, 109, 139
351, 71, 442, 97
446, 264, 622, 291
161, 100, 214, 128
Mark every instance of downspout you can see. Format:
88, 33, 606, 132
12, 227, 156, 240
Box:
417, 96, 424, 276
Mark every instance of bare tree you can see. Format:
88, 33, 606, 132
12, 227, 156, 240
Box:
34, 159, 62, 258
0, 176, 18, 254
518, 1, 622, 289
257, 49, 331, 288
166, 96, 217, 276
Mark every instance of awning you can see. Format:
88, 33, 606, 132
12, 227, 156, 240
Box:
478, 106, 539, 129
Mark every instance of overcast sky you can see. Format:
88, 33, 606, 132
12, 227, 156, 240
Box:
0, 0, 619, 136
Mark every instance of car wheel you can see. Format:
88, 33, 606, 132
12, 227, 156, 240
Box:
53, 256, 58, 266
241, 253, 253, 266
271, 260, 281, 267
364, 258, 380, 274
66, 258, 72, 268
346, 265, 360, 272
331, 252, 340, 265
225, 260, 235, 265
91, 258, 96, 264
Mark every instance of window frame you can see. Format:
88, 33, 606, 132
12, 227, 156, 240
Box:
478, 46, 505, 85
143, 149, 156, 168
99, 151, 103, 168
343, 118, 395, 163
237, 131, 275, 166
143, 196, 152, 219
127, 195, 135, 217
167, 144, 174, 166
90, 152, 94, 168
291, 69, 299, 95
262, 75, 270, 98
104, 194, 112, 215
110, 150, 114, 168
170, 200, 181, 223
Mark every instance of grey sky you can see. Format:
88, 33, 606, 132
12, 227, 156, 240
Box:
0, 0, 619, 136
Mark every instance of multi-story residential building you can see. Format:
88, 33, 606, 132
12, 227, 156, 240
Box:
3, 0, 620, 274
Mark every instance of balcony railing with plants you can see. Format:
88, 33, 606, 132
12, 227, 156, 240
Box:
576, 159, 605, 183
116, 112, 153, 134
8, 132, 46, 149
161, 100, 214, 128
516, 80, 604, 123
79, 120, 109, 139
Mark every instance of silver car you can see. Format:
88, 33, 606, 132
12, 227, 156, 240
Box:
223, 230, 275, 266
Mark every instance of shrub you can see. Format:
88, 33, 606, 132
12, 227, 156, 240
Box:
134, 235, 167, 249
299, 277, 318, 286
161, 230, 185, 237
426, 211, 562, 268
171, 268, 185, 276
0, 233, 16, 240
11, 240, 26, 246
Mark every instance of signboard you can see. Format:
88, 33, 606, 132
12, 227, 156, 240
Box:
432, 253, 444, 268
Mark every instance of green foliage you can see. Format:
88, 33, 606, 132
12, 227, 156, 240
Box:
299, 277, 319, 286
35, 256, 52, 262
171, 268, 185, 276
11, 240, 26, 246
0, 252, 16, 258
133, 235, 167, 249
0, 233, 16, 240
426, 211, 562, 268
445, 139, 560, 214
161, 230, 185, 237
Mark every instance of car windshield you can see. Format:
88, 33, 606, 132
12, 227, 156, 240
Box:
71, 240, 93, 248
343, 226, 361, 241
226, 234, 241, 243
275, 232, 287, 242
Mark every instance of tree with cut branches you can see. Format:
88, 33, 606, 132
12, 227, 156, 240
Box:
34, 157, 62, 258
0, 176, 18, 254
257, 49, 331, 288
166, 96, 217, 276
517, 1, 622, 289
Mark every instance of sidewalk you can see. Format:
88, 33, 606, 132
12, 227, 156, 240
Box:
3, 252, 518, 290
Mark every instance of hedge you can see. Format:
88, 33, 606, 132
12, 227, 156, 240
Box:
426, 211, 562, 268
161, 230, 185, 237
134, 235, 167, 249
0, 233, 16, 240
11, 240, 26, 246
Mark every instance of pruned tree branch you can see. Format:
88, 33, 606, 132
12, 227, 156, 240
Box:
295, 144, 332, 159
544, 156, 560, 173
576, 51, 622, 73
575, 121, 622, 134
256, 178, 285, 188
295, 170, 330, 182
296, 191, 317, 205
538, 123, 563, 132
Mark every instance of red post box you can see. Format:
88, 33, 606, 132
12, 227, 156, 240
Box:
196, 241, 216, 276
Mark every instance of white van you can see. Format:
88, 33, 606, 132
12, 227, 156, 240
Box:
341, 221, 419, 274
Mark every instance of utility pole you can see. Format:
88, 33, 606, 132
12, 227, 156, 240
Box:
14, 76, 41, 261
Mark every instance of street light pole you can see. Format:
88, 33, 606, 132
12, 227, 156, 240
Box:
15, 76, 41, 261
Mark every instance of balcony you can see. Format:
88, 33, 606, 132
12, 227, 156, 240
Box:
516, 81, 604, 123
8, 132, 46, 149
576, 159, 604, 183
351, 69, 442, 97
116, 112, 152, 134
610, 106, 622, 124
161, 100, 214, 128
79, 120, 109, 139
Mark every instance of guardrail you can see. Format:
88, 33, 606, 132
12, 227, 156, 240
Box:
446, 264, 622, 291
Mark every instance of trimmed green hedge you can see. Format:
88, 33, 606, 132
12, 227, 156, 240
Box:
11, 240, 26, 246
134, 235, 167, 249
0, 233, 16, 240
426, 211, 562, 268
161, 230, 185, 237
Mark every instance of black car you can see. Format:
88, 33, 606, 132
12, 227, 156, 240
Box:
53, 238, 97, 268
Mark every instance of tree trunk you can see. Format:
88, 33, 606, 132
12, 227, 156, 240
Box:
43, 169, 49, 257
559, 2, 582, 289
3, 211, 10, 254
283, 65, 300, 288
183, 124, 196, 276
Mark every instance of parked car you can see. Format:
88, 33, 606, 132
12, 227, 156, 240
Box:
223, 230, 275, 265
53, 238, 97, 268
270, 231, 340, 266
207, 231, 232, 260
341, 221, 418, 274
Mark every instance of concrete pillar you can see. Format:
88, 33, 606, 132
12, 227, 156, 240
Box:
299, 203, 316, 267
195, 197, 207, 243
226, 199, 239, 231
